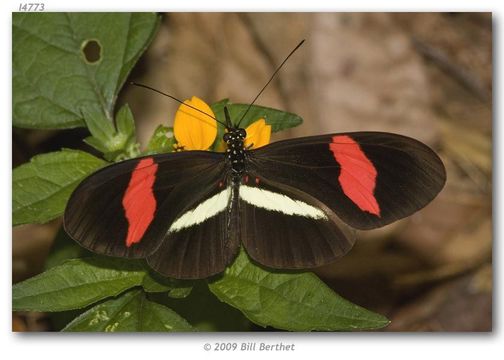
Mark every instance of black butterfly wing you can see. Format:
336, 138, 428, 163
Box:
247, 131, 446, 231
238, 131, 445, 269
238, 171, 355, 269
64, 151, 239, 279
146, 175, 240, 279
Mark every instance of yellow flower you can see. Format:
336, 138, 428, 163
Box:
244, 118, 271, 149
174, 96, 217, 150
173, 96, 271, 151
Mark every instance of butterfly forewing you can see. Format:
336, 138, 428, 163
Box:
248, 131, 446, 230
63, 151, 230, 264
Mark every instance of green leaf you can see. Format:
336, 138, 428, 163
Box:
82, 104, 140, 161
44, 229, 93, 329
44, 228, 92, 270
13, 257, 146, 312
209, 100, 302, 151
13, 12, 160, 129
141, 272, 174, 293
146, 125, 175, 154
82, 107, 116, 145
159, 283, 251, 331
62, 289, 194, 332
209, 98, 230, 123
212, 101, 303, 132
209, 250, 390, 331
167, 287, 193, 299
83, 136, 110, 154
210, 99, 230, 151
14, 256, 192, 312
115, 104, 136, 143
12, 149, 106, 226
142, 271, 192, 297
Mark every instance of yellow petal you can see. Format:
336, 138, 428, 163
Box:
245, 118, 271, 149
174, 96, 217, 150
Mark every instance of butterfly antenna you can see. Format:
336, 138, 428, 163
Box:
236, 39, 305, 128
130, 82, 228, 128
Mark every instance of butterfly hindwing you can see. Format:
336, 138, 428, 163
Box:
146, 178, 240, 279
238, 173, 355, 269
248, 131, 446, 230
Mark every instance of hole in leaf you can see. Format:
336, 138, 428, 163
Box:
81, 39, 102, 64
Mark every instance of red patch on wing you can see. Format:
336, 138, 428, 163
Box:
330, 135, 380, 216
122, 157, 159, 247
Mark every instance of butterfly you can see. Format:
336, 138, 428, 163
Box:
63, 41, 446, 280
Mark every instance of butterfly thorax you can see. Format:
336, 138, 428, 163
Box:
223, 128, 246, 178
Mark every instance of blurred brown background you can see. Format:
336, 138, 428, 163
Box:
13, 12, 492, 331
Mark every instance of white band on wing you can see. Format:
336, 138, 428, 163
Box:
168, 187, 231, 233
239, 185, 327, 220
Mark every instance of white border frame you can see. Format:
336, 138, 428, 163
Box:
1, 1, 500, 359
